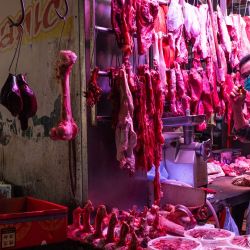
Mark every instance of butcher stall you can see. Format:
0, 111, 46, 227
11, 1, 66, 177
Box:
1, 0, 250, 249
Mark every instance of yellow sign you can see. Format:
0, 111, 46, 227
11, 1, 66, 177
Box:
0, 0, 74, 52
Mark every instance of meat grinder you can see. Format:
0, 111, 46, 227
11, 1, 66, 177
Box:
162, 114, 211, 187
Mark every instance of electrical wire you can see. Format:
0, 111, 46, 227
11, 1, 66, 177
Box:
14, 25, 24, 74
58, 20, 66, 51
8, 25, 23, 73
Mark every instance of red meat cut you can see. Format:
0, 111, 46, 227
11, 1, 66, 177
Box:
136, 0, 159, 55
111, 0, 136, 61
84, 67, 102, 107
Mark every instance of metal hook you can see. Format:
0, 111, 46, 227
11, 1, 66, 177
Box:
8, 0, 25, 27
55, 0, 69, 20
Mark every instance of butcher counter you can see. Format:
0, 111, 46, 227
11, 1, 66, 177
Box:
208, 176, 250, 232
208, 176, 250, 208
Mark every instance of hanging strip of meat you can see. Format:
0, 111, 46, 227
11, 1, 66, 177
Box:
115, 65, 137, 174
217, 5, 232, 57
134, 65, 155, 172
223, 74, 235, 147
188, 68, 203, 115
167, 0, 184, 62
154, 5, 168, 34
136, 0, 159, 55
175, 63, 191, 115
197, 4, 210, 59
151, 64, 164, 205
243, 16, 250, 42
200, 70, 213, 119
226, 15, 240, 69
166, 69, 178, 116
50, 50, 78, 141
84, 67, 102, 107
111, 0, 136, 61
183, 2, 201, 41
133, 66, 147, 171
206, 58, 221, 114
153, 32, 167, 93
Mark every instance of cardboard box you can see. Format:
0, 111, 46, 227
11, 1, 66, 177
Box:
0, 197, 67, 249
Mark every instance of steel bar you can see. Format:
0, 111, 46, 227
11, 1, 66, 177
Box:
95, 25, 114, 33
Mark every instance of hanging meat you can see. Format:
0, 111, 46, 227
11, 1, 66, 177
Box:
16, 74, 37, 130
111, 0, 136, 62
154, 5, 168, 34
200, 71, 213, 119
175, 63, 191, 115
84, 67, 102, 107
110, 65, 137, 174
188, 68, 203, 115
226, 15, 240, 69
243, 16, 250, 42
217, 5, 232, 57
167, 0, 187, 65
196, 4, 210, 59
136, 0, 159, 55
183, 2, 201, 41
0, 74, 23, 116
50, 50, 78, 141
166, 69, 178, 115
134, 65, 154, 173
153, 32, 167, 93
151, 64, 164, 205
206, 58, 221, 114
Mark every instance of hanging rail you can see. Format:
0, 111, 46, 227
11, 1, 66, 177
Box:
93, 0, 169, 124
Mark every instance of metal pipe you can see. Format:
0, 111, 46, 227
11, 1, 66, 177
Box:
90, 1, 97, 126
98, 70, 110, 77
183, 126, 194, 145
95, 25, 114, 33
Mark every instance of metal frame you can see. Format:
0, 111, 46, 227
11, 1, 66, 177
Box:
77, 0, 88, 203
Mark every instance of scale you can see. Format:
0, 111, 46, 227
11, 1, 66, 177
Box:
162, 114, 211, 187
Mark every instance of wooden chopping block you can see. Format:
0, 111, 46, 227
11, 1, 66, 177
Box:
160, 182, 206, 208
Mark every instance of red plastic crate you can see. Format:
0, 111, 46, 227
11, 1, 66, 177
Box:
0, 197, 68, 249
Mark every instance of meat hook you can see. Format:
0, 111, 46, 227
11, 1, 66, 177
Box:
55, 0, 69, 20
8, 0, 25, 27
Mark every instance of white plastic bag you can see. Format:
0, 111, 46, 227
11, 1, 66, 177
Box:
223, 207, 240, 236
